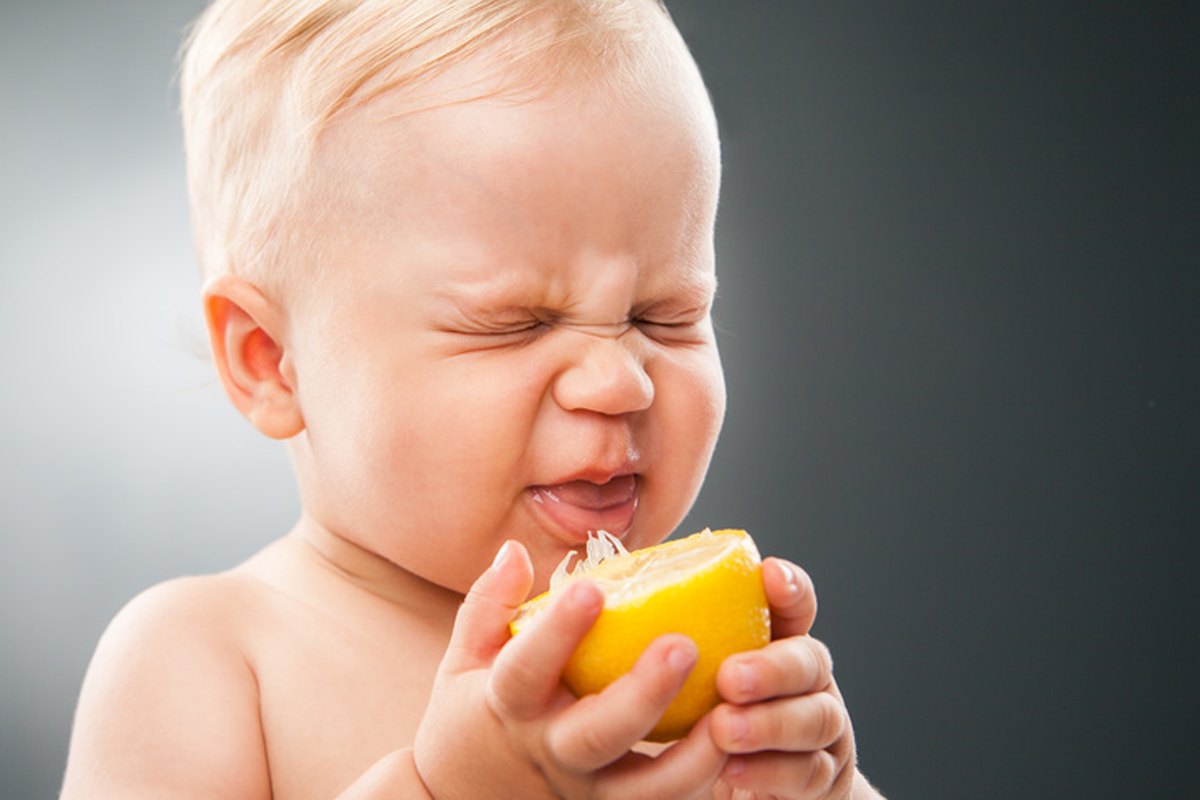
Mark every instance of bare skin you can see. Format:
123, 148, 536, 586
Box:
62, 20, 884, 800
62, 523, 458, 800
63, 522, 879, 799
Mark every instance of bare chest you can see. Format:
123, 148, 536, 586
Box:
245, 593, 449, 799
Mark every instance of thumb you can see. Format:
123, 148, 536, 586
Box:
440, 540, 534, 675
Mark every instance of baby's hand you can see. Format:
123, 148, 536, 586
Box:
413, 540, 727, 799
708, 559, 870, 800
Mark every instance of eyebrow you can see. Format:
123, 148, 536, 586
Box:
430, 255, 718, 318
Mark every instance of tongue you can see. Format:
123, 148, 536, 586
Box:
547, 475, 637, 510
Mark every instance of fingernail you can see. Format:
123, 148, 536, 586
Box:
491, 540, 515, 569
723, 756, 746, 779
566, 580, 602, 613
775, 559, 800, 595
728, 712, 750, 744
667, 642, 698, 673
734, 662, 757, 697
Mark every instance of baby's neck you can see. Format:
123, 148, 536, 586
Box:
246, 516, 464, 625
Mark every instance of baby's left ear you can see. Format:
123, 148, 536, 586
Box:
202, 275, 304, 440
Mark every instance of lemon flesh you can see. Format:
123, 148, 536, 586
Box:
511, 528, 771, 742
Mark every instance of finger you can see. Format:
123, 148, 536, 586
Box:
763, 557, 817, 639
440, 540, 534, 674
488, 579, 604, 721
719, 747, 849, 799
716, 634, 833, 705
719, 710, 857, 799
594, 715, 727, 800
547, 634, 698, 772
710, 690, 846, 755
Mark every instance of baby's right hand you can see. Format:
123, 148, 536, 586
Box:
413, 540, 727, 799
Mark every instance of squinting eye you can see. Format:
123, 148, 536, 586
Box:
490, 321, 543, 335
634, 318, 706, 343
476, 319, 551, 344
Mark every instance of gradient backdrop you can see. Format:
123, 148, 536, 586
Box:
2, 1, 1196, 797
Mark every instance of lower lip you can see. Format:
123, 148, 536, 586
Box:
527, 475, 639, 543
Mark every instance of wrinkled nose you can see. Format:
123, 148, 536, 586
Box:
552, 326, 654, 416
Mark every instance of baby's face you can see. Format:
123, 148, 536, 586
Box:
284, 61, 725, 594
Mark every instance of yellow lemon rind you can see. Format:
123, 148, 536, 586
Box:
510, 528, 771, 743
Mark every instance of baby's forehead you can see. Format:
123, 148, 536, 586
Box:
315, 72, 720, 232
287, 65, 721, 313
304, 14, 720, 218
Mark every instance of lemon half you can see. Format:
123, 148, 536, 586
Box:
510, 528, 771, 742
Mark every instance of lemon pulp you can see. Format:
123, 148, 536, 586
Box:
510, 528, 770, 742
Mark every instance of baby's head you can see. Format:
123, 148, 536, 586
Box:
182, 0, 727, 594
181, 0, 709, 291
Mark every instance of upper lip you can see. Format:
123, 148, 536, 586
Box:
536, 467, 637, 488
531, 453, 644, 494
536, 440, 643, 489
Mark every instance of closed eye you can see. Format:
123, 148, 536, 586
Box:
633, 316, 710, 344
485, 320, 545, 336
437, 313, 553, 351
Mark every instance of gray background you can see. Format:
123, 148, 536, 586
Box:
2, 1, 1196, 798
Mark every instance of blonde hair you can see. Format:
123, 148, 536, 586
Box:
179, 0, 689, 288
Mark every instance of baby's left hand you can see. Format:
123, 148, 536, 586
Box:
707, 558, 865, 800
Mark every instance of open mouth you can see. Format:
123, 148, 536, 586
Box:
528, 474, 639, 542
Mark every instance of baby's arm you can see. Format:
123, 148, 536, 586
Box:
60, 576, 273, 800
706, 559, 886, 800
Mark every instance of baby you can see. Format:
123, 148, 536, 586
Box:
61, 1, 883, 797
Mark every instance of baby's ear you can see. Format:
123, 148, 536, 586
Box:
202, 275, 304, 440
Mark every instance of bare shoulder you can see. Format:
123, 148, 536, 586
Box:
103, 570, 271, 650
61, 572, 274, 800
